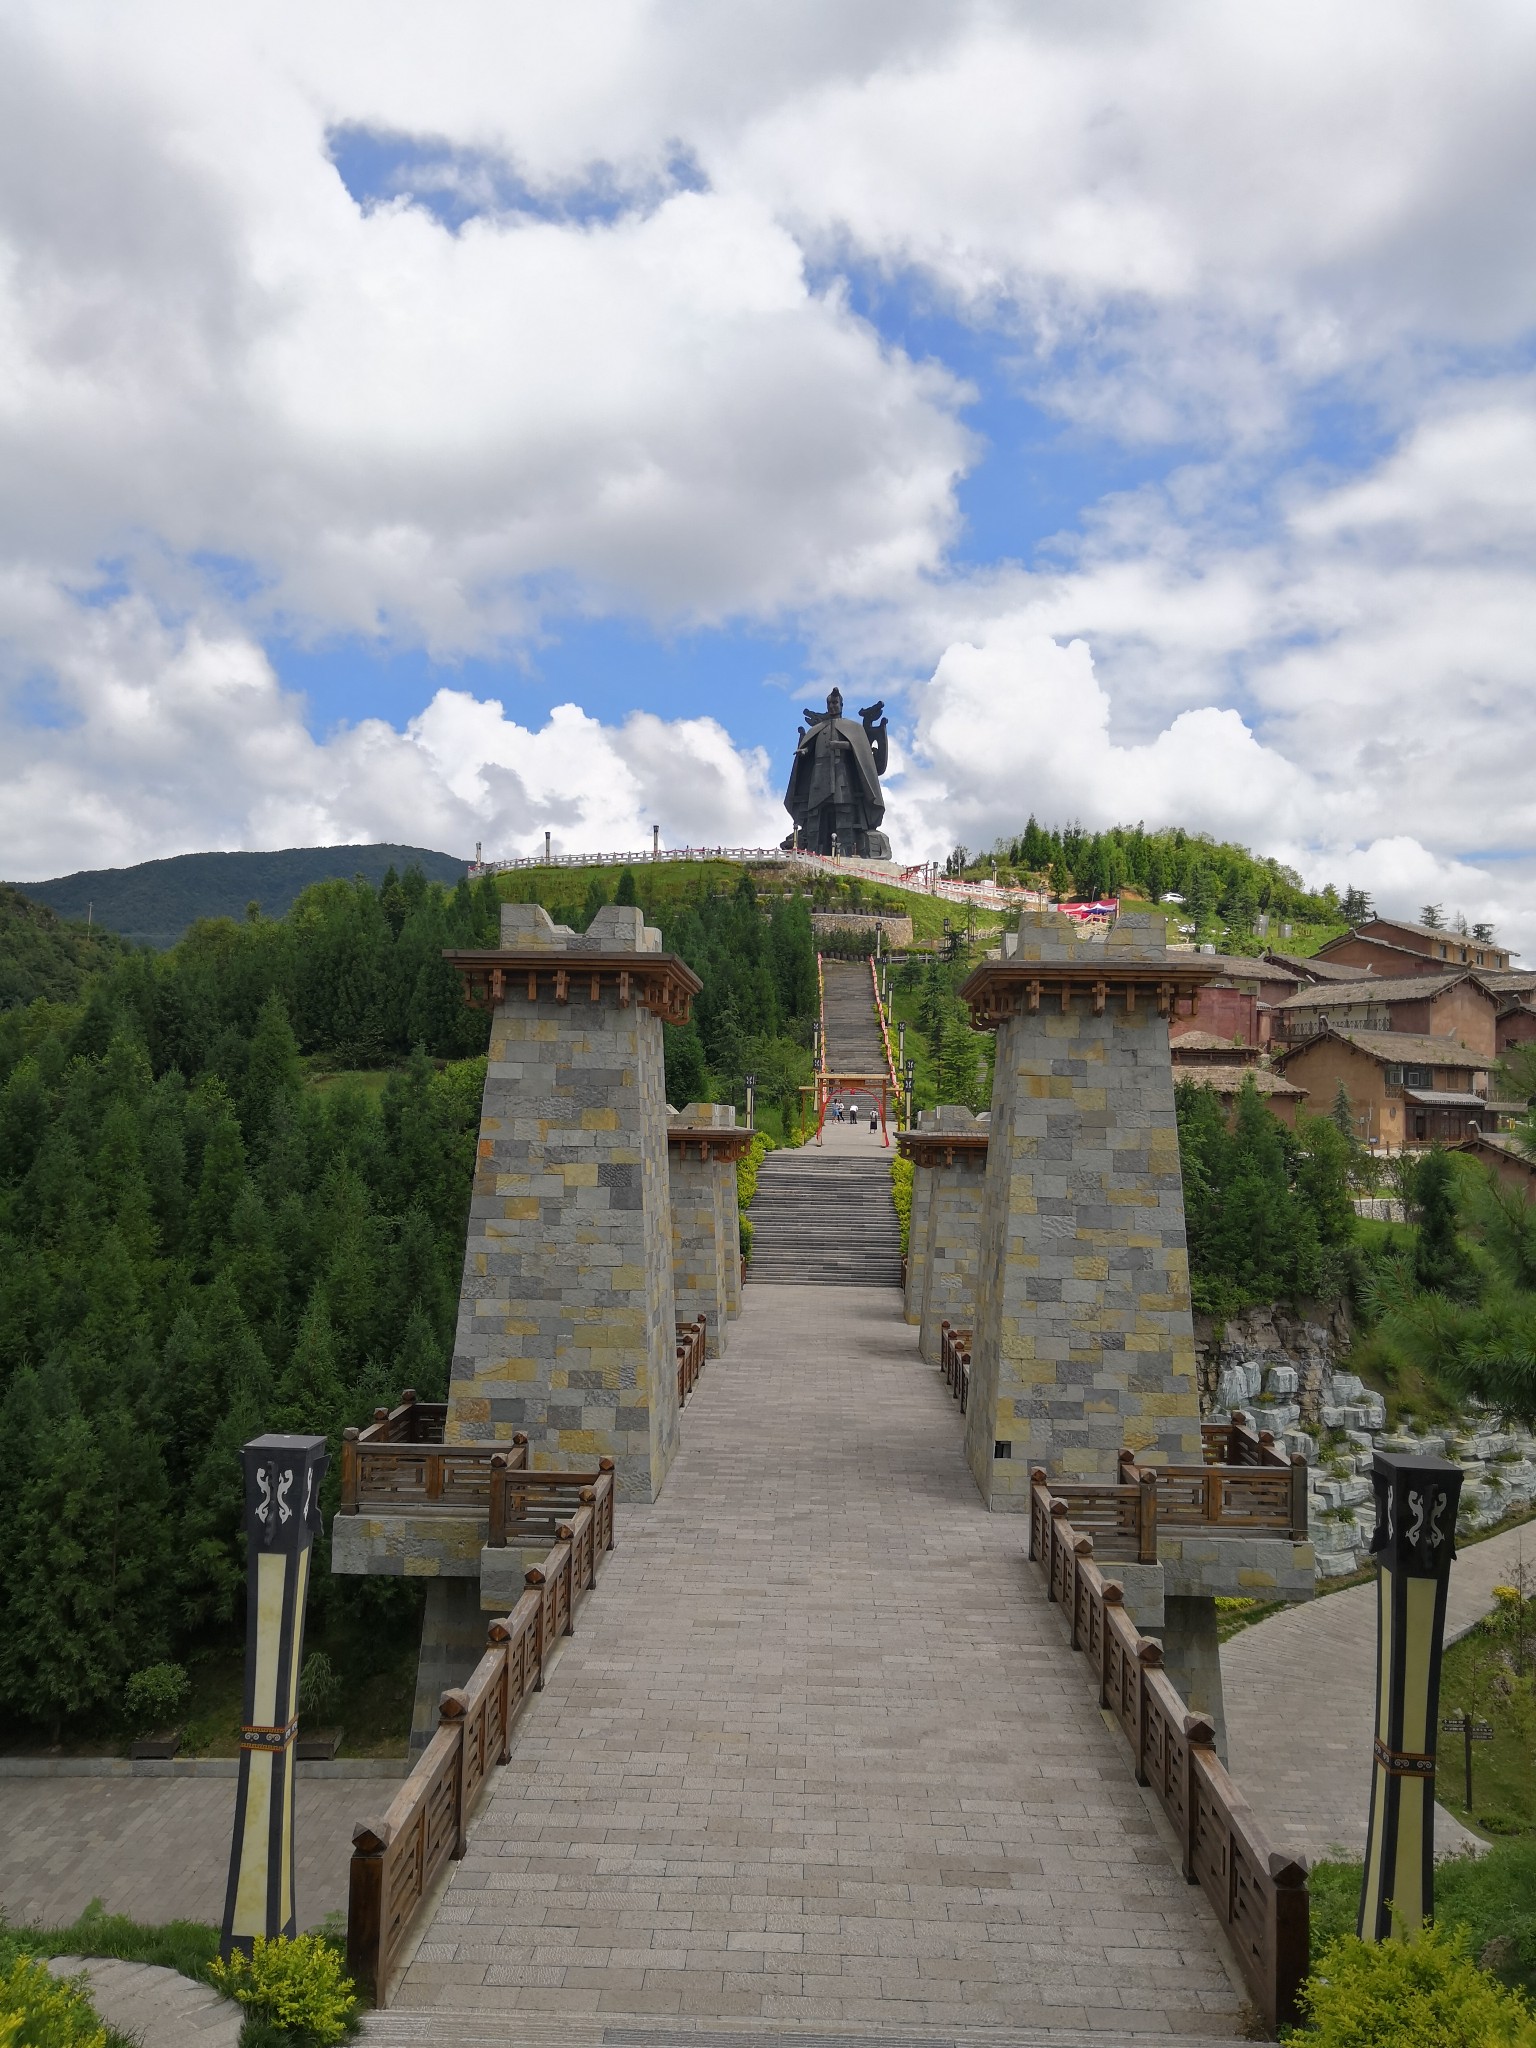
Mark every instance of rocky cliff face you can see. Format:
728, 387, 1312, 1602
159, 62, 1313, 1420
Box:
1196, 1301, 1536, 1577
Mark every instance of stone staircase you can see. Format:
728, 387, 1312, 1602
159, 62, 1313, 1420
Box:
740, 953, 901, 1287
747, 1144, 902, 1287
821, 956, 891, 1078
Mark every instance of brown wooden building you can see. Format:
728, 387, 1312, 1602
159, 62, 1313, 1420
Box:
1170, 1032, 1309, 1128
1167, 952, 1304, 1047
1270, 971, 1499, 1059
1312, 915, 1511, 980
1453, 1130, 1536, 1197
1274, 1029, 1490, 1148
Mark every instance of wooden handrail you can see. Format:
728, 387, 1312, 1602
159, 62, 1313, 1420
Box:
676, 1314, 707, 1407
347, 1468, 618, 2007
340, 1426, 528, 1516
1029, 1469, 1309, 2034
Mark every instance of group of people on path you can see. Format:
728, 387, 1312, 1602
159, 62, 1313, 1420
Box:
830, 1096, 880, 1132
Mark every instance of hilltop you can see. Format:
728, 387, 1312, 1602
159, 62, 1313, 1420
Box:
5, 843, 466, 948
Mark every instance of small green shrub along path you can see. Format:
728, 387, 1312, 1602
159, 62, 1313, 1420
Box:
1, 1908, 360, 2048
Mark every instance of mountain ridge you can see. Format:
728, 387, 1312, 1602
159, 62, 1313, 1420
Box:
6, 842, 466, 948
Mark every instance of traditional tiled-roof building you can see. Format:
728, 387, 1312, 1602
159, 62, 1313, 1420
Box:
1270, 970, 1499, 1059
1274, 1029, 1492, 1148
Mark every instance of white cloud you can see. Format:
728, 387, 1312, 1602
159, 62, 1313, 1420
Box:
0, 582, 783, 881
2, 0, 1535, 957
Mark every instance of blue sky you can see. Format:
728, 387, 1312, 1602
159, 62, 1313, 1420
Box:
3, 2, 1535, 947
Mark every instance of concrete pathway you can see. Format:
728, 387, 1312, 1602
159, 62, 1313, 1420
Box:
0, 1776, 362, 1929
1224, 1519, 1536, 1863
44, 1956, 241, 2048
378, 1285, 1244, 2043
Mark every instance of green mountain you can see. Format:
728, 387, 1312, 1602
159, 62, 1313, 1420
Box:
5, 843, 466, 948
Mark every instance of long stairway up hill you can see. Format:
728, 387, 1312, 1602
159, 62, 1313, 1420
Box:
745, 954, 901, 1287
821, 955, 890, 1076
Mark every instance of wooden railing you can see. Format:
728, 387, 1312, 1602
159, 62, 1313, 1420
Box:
339, 1389, 527, 1515
677, 1315, 706, 1407
347, 1477, 618, 2006
487, 1460, 616, 1552
985, 1415, 1307, 1563
939, 1320, 971, 1412
1028, 1472, 1309, 2035
1202, 1412, 1292, 1469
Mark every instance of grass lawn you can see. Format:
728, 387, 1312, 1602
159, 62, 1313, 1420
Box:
1436, 1613, 1536, 1838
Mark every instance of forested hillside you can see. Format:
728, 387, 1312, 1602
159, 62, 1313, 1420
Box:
955, 818, 1351, 951
0, 886, 134, 1011
0, 860, 819, 1739
10, 842, 466, 949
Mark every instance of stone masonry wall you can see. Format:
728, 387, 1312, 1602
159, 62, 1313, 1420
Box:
918, 1152, 987, 1366
903, 1166, 932, 1325
965, 914, 1204, 1508
669, 1105, 740, 1355
446, 903, 680, 1501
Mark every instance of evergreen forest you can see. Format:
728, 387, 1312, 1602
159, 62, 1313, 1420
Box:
0, 861, 820, 1740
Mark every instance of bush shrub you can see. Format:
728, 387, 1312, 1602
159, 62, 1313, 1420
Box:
890, 1155, 913, 1258
123, 1664, 189, 1734
0, 1953, 108, 2048
297, 1652, 341, 1725
206, 1934, 356, 2046
1299, 1921, 1536, 2045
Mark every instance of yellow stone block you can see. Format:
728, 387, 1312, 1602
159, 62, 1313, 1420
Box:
499, 1198, 541, 1220
1238, 1569, 1278, 1589
581, 1108, 620, 1131
559, 1163, 599, 1186
557, 1429, 603, 1454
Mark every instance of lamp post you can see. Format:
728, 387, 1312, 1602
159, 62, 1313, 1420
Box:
897, 1020, 906, 1067
221, 1433, 328, 1956
903, 1058, 916, 1130
744, 1071, 757, 1132
1358, 1451, 1464, 1942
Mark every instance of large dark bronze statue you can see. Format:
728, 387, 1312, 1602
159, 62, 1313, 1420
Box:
783, 688, 891, 859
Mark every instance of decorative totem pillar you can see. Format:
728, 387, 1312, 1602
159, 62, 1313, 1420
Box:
221, 1433, 328, 1956
1359, 1450, 1463, 1942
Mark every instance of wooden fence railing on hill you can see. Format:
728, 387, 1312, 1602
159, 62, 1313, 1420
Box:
346, 1464, 618, 2007
1028, 1471, 1309, 2036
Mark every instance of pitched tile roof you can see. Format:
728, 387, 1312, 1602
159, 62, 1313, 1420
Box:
1263, 952, 1372, 982
1177, 1065, 1308, 1096
1279, 1029, 1487, 1069
1277, 972, 1472, 1009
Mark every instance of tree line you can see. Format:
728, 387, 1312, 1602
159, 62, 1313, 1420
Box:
0, 861, 823, 1737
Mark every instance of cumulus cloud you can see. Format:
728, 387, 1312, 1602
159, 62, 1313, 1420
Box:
3, 0, 1535, 962
0, 582, 783, 881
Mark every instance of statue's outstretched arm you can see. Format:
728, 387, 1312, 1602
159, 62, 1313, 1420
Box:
860, 702, 889, 775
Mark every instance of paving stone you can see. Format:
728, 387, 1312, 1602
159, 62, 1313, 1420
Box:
44, 1956, 242, 2048
0, 1778, 361, 1930
379, 1283, 1243, 2040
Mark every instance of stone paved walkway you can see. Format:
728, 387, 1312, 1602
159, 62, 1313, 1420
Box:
380, 1284, 1244, 2042
45, 1956, 242, 2048
1224, 1518, 1536, 1863
0, 1776, 362, 1930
